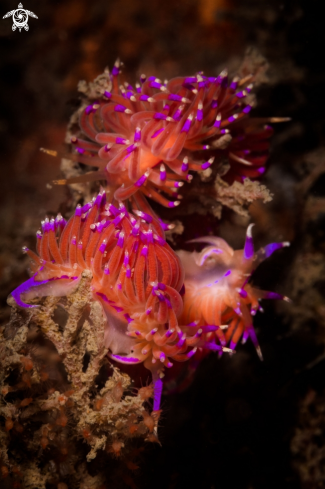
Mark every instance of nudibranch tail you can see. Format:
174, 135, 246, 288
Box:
177, 225, 290, 360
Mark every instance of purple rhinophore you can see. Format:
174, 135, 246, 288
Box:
244, 225, 254, 260
125, 90, 134, 99
96, 221, 105, 233
204, 342, 223, 352
214, 116, 221, 128
242, 330, 249, 344
160, 167, 166, 181
168, 94, 182, 102
111, 354, 141, 364
94, 193, 103, 207
131, 222, 140, 237
117, 232, 125, 248
157, 218, 169, 231
146, 229, 154, 244
156, 291, 165, 303
238, 288, 248, 298
197, 108, 203, 121
134, 128, 141, 142
243, 105, 252, 114
201, 160, 211, 170
111, 65, 120, 76
153, 234, 166, 246
108, 203, 119, 216
85, 104, 94, 115
141, 245, 148, 257
81, 202, 92, 214
139, 94, 151, 101
264, 292, 284, 300
186, 348, 197, 359
224, 270, 231, 277
153, 377, 163, 411
151, 127, 164, 139
184, 77, 197, 84
124, 253, 129, 266
173, 107, 183, 121
181, 159, 189, 172
263, 242, 289, 258
126, 144, 137, 154
181, 116, 192, 133
112, 305, 124, 313
168, 201, 178, 208
135, 173, 148, 188
201, 325, 219, 333
12, 274, 51, 309
99, 241, 107, 253
154, 112, 167, 120
134, 210, 153, 223
114, 104, 127, 113
235, 90, 246, 99
150, 81, 162, 89
124, 313, 133, 323
177, 335, 186, 348
115, 137, 127, 145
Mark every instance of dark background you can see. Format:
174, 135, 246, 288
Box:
1, 1, 325, 488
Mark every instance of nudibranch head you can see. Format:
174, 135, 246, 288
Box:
54, 60, 274, 209
177, 224, 290, 360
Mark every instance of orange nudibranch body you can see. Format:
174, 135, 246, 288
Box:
54, 61, 276, 210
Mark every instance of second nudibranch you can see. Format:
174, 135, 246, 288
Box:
177, 224, 290, 360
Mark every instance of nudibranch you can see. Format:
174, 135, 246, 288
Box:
47, 60, 285, 209
177, 225, 290, 360
10, 193, 237, 411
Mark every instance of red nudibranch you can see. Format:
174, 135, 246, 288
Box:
51, 60, 279, 209
11, 193, 290, 412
